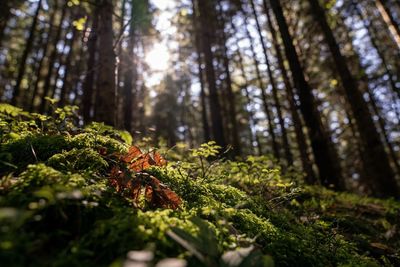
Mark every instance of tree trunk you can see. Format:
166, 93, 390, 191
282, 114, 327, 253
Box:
82, 8, 99, 123
366, 87, 400, 175
196, 0, 226, 149
216, 1, 242, 157
29, 1, 59, 112
263, 0, 317, 183
59, 25, 79, 107
308, 0, 398, 197
116, 0, 127, 128
50, 23, 73, 103
39, 4, 67, 113
269, 0, 343, 189
242, 14, 281, 161
94, 0, 117, 126
250, 0, 292, 166
192, 1, 211, 143
235, 48, 258, 155
12, 0, 42, 106
122, 2, 137, 133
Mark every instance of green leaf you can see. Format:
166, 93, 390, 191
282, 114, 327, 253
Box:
0, 104, 23, 117
44, 97, 59, 105
117, 130, 133, 145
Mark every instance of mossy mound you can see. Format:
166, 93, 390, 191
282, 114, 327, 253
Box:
0, 104, 399, 267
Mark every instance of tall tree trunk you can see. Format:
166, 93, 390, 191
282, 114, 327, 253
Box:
242, 15, 281, 161
59, 26, 78, 107
235, 48, 258, 155
22, 28, 46, 110
39, 4, 67, 113
238, 57, 262, 154
250, 0, 292, 165
192, 1, 211, 142
269, 0, 343, 189
29, 0, 59, 112
375, 0, 400, 49
216, 1, 242, 157
308, 0, 398, 197
366, 87, 400, 175
116, 0, 127, 128
196, 0, 226, 149
71, 26, 89, 106
11, 0, 42, 106
82, 9, 99, 122
263, 0, 317, 183
123, 2, 137, 133
198, 65, 211, 143
50, 24, 73, 102
94, 0, 117, 126
344, 103, 366, 181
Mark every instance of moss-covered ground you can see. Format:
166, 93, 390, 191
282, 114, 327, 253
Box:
0, 104, 399, 267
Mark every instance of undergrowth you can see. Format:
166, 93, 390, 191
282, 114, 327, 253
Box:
0, 103, 399, 267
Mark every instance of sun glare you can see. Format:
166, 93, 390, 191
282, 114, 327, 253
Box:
145, 43, 170, 72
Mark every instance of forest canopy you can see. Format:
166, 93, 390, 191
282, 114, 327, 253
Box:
0, 0, 400, 266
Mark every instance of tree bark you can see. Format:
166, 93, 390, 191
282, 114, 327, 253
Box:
192, 1, 211, 143
365, 87, 400, 175
12, 0, 42, 106
82, 7, 99, 123
263, 0, 317, 183
94, 0, 117, 126
235, 49, 258, 155
116, 0, 127, 128
216, 1, 242, 157
122, 2, 137, 133
269, 0, 344, 189
196, 0, 226, 149
50, 23, 73, 102
242, 14, 281, 161
250, 0, 292, 165
29, 0, 59, 112
39, 3, 67, 112
308, 0, 398, 197
59, 25, 79, 107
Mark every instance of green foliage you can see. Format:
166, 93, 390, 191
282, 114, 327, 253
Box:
0, 105, 399, 267
191, 141, 221, 158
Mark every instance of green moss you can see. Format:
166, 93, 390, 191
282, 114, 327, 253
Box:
70, 133, 128, 153
0, 105, 399, 267
47, 148, 109, 173
0, 135, 70, 174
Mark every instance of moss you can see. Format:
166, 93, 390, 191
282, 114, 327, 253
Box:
47, 148, 109, 173
0, 105, 399, 267
0, 135, 70, 174
70, 133, 128, 153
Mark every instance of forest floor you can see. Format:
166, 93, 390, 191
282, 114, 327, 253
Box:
0, 103, 399, 267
